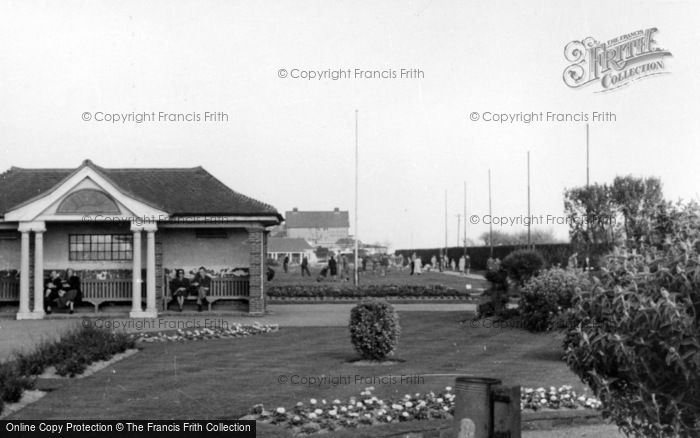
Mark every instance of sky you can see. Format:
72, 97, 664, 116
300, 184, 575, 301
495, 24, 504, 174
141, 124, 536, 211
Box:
1, 0, 699, 250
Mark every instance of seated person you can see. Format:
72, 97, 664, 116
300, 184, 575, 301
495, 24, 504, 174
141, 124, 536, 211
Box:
64, 268, 82, 304
45, 270, 78, 314
190, 266, 211, 312
169, 269, 190, 312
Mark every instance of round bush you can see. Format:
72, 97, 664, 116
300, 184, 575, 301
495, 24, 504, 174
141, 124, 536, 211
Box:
501, 249, 545, 285
520, 267, 591, 332
349, 300, 401, 360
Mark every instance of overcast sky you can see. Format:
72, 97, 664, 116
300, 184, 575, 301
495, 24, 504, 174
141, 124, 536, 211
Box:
1, 0, 698, 249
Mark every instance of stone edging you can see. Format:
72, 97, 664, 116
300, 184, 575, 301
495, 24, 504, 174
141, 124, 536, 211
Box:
268, 296, 475, 304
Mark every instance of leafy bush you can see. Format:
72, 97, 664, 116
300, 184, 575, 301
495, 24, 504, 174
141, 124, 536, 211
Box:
14, 325, 135, 377
349, 300, 401, 360
520, 268, 592, 332
563, 200, 700, 437
501, 249, 545, 285
0, 361, 33, 403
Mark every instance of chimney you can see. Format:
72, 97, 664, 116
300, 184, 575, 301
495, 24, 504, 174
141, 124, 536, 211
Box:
334, 207, 339, 213
292, 207, 298, 212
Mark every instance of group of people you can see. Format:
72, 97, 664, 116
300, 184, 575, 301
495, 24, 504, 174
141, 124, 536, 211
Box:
44, 269, 82, 314
169, 266, 211, 312
403, 253, 471, 275
283, 255, 312, 277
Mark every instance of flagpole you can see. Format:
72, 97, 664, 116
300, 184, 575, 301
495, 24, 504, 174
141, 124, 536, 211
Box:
354, 110, 359, 286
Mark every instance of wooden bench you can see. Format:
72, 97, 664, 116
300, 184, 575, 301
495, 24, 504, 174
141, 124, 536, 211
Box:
82, 278, 146, 313
163, 276, 250, 311
0, 280, 19, 302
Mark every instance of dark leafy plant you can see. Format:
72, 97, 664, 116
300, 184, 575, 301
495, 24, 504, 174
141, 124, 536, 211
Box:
520, 267, 592, 332
563, 200, 700, 437
0, 361, 33, 403
349, 300, 400, 361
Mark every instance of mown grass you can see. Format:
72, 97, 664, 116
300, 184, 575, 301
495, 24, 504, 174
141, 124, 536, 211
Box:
8, 311, 587, 437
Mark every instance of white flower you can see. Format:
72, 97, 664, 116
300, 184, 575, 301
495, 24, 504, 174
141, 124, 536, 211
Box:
443, 406, 449, 411
328, 409, 337, 416
340, 406, 348, 412
308, 413, 317, 419
402, 411, 410, 418
445, 386, 452, 391
314, 408, 323, 415
275, 407, 286, 414
310, 398, 317, 405
333, 399, 341, 405
321, 399, 327, 405
391, 404, 403, 410
436, 398, 443, 403
404, 401, 413, 408
292, 415, 301, 422
356, 401, 364, 408
386, 416, 392, 422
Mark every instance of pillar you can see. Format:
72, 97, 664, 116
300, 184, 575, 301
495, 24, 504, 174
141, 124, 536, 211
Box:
16, 229, 31, 319
129, 226, 143, 317
32, 226, 46, 316
145, 227, 157, 316
247, 227, 265, 315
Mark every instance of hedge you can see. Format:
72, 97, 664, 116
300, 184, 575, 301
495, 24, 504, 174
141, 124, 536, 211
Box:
267, 284, 467, 299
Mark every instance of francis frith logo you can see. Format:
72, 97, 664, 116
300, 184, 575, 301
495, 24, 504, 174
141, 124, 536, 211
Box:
563, 28, 672, 92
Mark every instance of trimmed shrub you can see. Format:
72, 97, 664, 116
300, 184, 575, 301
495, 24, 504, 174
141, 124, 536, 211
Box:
519, 268, 592, 332
267, 284, 466, 299
501, 249, 545, 285
349, 300, 401, 360
0, 361, 33, 403
563, 201, 700, 437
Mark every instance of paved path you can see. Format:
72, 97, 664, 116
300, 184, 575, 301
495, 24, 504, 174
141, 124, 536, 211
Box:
0, 303, 475, 360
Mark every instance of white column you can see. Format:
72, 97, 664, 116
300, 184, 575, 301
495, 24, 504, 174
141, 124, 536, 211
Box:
16, 229, 31, 319
32, 227, 46, 316
129, 227, 143, 317
145, 227, 157, 316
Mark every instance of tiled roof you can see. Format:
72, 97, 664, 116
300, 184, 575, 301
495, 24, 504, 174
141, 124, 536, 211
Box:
285, 209, 349, 229
0, 160, 282, 220
267, 237, 313, 253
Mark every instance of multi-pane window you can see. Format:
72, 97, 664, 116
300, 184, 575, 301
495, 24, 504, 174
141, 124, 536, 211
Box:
69, 234, 133, 261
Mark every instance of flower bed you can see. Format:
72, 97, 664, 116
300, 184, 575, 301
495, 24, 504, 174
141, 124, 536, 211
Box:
245, 385, 601, 435
132, 323, 279, 343
267, 285, 468, 299
520, 385, 601, 410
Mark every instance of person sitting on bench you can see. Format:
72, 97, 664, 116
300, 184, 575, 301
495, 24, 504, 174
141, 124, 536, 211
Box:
170, 269, 190, 312
45, 270, 77, 314
64, 268, 82, 305
191, 266, 211, 312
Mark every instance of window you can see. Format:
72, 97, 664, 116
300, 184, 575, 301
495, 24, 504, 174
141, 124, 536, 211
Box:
69, 234, 133, 261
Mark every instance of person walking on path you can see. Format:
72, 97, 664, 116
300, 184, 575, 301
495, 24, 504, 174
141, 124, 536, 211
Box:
465, 254, 471, 275
283, 255, 289, 274
301, 256, 311, 277
458, 255, 466, 275
415, 256, 423, 275
450, 258, 457, 271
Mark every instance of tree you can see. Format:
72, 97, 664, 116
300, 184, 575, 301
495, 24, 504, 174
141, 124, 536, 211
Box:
563, 183, 618, 251
610, 175, 663, 250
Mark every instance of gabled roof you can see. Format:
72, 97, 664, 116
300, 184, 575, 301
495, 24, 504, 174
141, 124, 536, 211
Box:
285, 209, 349, 229
267, 237, 313, 253
0, 160, 282, 221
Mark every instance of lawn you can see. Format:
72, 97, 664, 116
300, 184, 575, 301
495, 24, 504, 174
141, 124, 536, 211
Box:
10, 311, 588, 437
269, 267, 488, 292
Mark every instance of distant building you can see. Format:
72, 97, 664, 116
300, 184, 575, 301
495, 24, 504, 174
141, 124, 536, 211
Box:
363, 244, 389, 256
285, 208, 349, 247
267, 237, 315, 265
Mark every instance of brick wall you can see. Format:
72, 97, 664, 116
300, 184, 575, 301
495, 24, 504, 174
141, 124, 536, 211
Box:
247, 227, 266, 314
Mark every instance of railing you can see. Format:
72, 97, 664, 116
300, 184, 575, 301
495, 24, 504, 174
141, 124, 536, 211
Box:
0, 280, 19, 301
